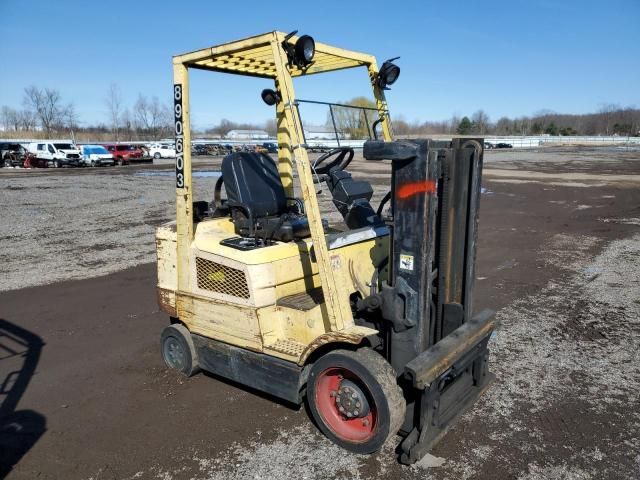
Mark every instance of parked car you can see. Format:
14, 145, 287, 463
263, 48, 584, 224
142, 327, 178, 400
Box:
495, 143, 513, 149
1, 142, 28, 167
148, 143, 176, 159
80, 145, 115, 167
484, 142, 494, 150
103, 144, 144, 165
26, 141, 82, 167
209, 144, 228, 155
262, 142, 278, 153
192, 144, 209, 156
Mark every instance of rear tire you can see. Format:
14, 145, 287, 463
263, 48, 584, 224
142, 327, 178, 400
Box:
160, 324, 200, 377
307, 348, 405, 454
154, 152, 161, 159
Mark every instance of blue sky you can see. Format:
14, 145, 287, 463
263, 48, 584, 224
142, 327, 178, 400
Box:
1, 0, 638, 129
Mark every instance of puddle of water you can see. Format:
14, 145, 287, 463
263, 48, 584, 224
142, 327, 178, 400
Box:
136, 170, 220, 178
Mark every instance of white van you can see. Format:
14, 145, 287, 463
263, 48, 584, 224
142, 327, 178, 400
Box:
80, 145, 115, 167
27, 141, 82, 167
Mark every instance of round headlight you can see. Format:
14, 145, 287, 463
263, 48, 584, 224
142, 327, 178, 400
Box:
261, 88, 281, 106
294, 35, 315, 66
377, 58, 401, 90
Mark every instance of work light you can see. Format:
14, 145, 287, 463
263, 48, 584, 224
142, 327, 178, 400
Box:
261, 89, 281, 106
376, 57, 401, 90
282, 30, 315, 68
295, 35, 315, 66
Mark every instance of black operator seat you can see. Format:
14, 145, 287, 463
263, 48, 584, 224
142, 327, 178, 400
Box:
221, 151, 311, 242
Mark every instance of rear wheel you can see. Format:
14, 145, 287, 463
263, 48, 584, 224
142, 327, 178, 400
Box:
307, 349, 405, 454
154, 152, 161, 159
90, 160, 96, 167
54, 160, 61, 168
160, 324, 200, 377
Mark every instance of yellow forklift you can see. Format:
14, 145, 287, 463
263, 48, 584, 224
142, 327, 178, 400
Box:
156, 31, 495, 463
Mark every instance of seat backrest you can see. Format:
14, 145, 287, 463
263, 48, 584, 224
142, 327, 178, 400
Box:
222, 151, 287, 218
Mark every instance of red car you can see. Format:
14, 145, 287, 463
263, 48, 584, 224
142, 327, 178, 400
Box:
103, 144, 144, 165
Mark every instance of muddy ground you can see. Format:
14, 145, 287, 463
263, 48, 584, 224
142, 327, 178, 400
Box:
1, 146, 639, 479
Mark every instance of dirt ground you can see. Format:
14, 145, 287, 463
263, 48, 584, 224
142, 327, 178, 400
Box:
1, 146, 639, 479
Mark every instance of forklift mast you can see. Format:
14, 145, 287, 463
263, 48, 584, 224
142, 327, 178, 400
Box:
364, 138, 495, 463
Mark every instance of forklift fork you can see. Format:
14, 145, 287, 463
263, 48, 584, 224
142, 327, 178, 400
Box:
364, 138, 496, 464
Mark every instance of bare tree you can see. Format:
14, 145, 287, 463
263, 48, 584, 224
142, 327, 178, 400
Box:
121, 108, 134, 140
599, 104, 619, 136
23, 86, 66, 134
1, 106, 20, 131
471, 110, 491, 134
106, 83, 123, 141
134, 94, 173, 139
18, 109, 38, 131
264, 118, 277, 137
61, 103, 79, 141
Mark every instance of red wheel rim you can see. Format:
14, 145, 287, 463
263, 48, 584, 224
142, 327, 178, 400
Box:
314, 367, 376, 442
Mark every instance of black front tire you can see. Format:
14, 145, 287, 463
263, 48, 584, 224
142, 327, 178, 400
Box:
160, 324, 200, 377
306, 348, 405, 454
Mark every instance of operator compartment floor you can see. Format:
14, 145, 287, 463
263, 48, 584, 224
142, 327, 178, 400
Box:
278, 287, 325, 311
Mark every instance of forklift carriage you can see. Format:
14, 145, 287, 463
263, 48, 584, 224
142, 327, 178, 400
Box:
156, 31, 495, 463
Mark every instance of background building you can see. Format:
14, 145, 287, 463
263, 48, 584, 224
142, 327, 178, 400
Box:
225, 129, 269, 140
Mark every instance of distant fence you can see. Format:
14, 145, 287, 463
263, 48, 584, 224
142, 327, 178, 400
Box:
485, 136, 640, 148
5, 135, 639, 151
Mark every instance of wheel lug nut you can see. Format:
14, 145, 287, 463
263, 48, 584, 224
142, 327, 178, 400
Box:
355, 402, 361, 408
352, 393, 357, 399
354, 410, 359, 416
338, 406, 345, 413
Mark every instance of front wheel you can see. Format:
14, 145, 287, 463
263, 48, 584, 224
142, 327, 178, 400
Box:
54, 160, 61, 168
154, 152, 161, 159
307, 349, 405, 454
160, 324, 200, 377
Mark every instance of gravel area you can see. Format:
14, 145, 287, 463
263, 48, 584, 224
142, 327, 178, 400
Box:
0, 172, 223, 291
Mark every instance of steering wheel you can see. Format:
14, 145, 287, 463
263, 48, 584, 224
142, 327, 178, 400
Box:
312, 147, 354, 177
377, 190, 391, 218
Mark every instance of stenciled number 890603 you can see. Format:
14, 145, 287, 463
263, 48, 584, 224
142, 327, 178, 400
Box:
174, 84, 185, 188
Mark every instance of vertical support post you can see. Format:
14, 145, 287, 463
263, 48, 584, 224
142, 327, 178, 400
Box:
270, 33, 354, 332
328, 104, 341, 147
275, 77, 294, 197
173, 62, 193, 293
367, 63, 393, 141
295, 102, 307, 145
363, 108, 372, 139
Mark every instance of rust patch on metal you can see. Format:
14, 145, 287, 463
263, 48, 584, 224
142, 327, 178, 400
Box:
298, 331, 365, 365
157, 287, 177, 317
